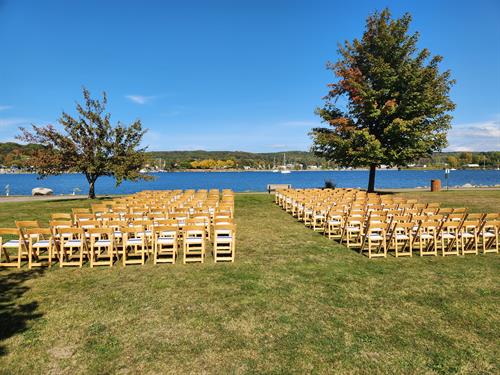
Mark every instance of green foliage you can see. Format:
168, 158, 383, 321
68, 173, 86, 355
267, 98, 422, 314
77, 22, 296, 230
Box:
311, 9, 455, 190
190, 159, 236, 169
148, 150, 326, 169
17, 87, 150, 198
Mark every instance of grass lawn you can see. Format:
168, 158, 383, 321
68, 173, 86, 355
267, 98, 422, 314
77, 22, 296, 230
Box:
0, 191, 499, 374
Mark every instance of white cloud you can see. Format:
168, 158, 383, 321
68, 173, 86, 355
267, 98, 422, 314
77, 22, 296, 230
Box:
269, 144, 288, 149
0, 105, 12, 111
125, 95, 155, 104
446, 120, 500, 151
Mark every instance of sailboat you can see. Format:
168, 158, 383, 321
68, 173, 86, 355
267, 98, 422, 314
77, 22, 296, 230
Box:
280, 153, 291, 174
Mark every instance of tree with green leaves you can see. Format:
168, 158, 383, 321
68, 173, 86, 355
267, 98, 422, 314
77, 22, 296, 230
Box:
18, 88, 151, 198
311, 9, 455, 192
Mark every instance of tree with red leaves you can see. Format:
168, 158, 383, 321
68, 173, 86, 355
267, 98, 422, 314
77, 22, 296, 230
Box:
311, 9, 455, 192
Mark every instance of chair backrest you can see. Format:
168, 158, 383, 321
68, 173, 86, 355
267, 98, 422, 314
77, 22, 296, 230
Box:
87, 227, 113, 240
57, 227, 84, 239
15, 220, 40, 230
102, 220, 126, 232
49, 220, 73, 229
78, 220, 100, 229
183, 225, 205, 238
441, 221, 460, 230
100, 213, 120, 221
0, 228, 20, 237
25, 227, 52, 236
461, 220, 480, 231
214, 224, 235, 237
154, 225, 177, 238
214, 218, 234, 226
74, 213, 95, 222
155, 219, 178, 227
51, 213, 71, 220
121, 226, 143, 237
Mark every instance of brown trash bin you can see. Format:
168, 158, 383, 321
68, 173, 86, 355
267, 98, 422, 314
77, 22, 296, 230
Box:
431, 179, 441, 192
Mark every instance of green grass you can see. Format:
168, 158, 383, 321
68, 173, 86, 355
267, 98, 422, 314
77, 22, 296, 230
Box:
0, 192, 499, 374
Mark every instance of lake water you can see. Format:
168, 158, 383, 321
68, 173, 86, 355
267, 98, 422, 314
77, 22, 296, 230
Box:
0, 170, 499, 195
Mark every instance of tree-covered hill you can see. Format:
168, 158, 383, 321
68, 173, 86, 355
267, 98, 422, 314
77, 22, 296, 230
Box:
0, 142, 498, 170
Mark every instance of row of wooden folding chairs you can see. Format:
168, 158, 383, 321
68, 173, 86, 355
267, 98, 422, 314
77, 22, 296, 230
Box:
70, 209, 234, 227
0, 222, 236, 268
327, 208, 499, 257
340, 212, 499, 258
276, 188, 500, 258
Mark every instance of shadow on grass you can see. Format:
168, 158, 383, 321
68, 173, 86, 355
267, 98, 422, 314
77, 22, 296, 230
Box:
0, 269, 44, 356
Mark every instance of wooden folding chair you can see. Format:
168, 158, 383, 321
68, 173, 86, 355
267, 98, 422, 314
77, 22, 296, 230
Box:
389, 222, 413, 257
88, 228, 114, 267
479, 219, 499, 254
0, 228, 23, 268
121, 226, 146, 266
58, 227, 85, 268
325, 210, 344, 240
437, 221, 461, 256
213, 224, 236, 262
343, 215, 364, 249
15, 220, 40, 259
26, 228, 54, 268
360, 220, 388, 258
413, 221, 438, 256
459, 220, 480, 255
153, 225, 178, 264
183, 225, 206, 264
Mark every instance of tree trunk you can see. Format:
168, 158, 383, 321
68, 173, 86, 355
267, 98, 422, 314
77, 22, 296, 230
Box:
367, 164, 377, 193
88, 180, 96, 199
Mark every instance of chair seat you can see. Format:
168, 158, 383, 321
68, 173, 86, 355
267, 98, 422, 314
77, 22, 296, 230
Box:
126, 238, 143, 244
419, 234, 434, 240
185, 237, 203, 244
440, 233, 455, 239
460, 233, 474, 238
369, 234, 384, 240
328, 220, 341, 225
94, 240, 111, 246
65, 239, 82, 246
3, 240, 20, 248
157, 238, 175, 245
482, 232, 496, 238
138, 230, 153, 237
395, 234, 409, 240
346, 227, 360, 232
33, 240, 51, 247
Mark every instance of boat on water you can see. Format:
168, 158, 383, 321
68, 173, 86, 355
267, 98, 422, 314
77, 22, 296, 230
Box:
280, 153, 292, 174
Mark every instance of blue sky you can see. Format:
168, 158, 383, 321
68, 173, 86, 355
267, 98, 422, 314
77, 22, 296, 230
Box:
1, 0, 499, 152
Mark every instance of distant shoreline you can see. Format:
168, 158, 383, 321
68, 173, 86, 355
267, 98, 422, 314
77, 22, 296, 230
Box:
1, 168, 499, 175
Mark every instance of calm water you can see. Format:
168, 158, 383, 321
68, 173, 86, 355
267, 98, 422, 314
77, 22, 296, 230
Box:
0, 170, 499, 195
